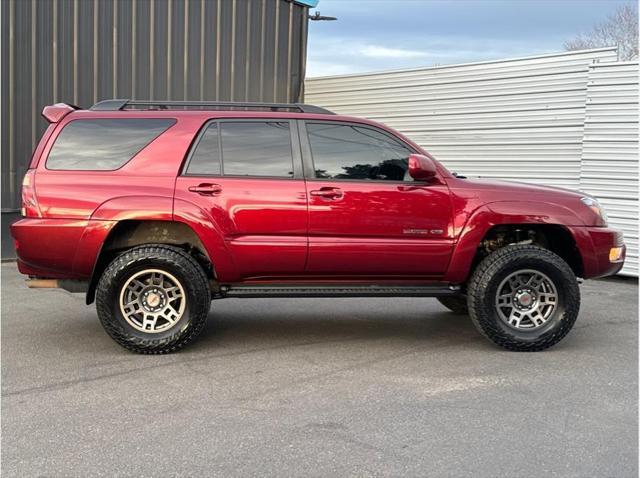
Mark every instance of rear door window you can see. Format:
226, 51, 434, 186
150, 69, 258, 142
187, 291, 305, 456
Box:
221, 122, 293, 177
46, 118, 175, 170
185, 121, 294, 178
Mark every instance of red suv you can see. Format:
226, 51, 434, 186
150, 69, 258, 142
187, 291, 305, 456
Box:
11, 100, 625, 353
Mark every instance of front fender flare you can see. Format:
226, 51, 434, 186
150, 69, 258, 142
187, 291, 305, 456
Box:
445, 201, 586, 283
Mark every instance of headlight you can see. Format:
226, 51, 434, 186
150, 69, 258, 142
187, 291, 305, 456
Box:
581, 197, 608, 225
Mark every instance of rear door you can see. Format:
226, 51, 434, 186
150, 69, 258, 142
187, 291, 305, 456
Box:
300, 120, 454, 277
174, 119, 307, 280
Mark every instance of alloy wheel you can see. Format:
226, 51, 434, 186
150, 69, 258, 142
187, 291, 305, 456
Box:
119, 269, 186, 333
495, 269, 558, 330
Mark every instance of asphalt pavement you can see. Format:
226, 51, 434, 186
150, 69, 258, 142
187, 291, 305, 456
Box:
1, 262, 638, 477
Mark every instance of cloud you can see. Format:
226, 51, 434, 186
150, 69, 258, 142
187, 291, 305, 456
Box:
305, 60, 363, 77
305, 35, 563, 77
305, 0, 626, 77
359, 45, 430, 59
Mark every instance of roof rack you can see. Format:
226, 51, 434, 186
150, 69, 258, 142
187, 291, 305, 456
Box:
90, 99, 334, 115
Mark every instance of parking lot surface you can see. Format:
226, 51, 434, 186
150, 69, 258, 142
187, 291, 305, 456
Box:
1, 262, 638, 477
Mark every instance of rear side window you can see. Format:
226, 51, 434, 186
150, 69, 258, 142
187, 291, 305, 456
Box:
186, 121, 293, 177
46, 118, 175, 170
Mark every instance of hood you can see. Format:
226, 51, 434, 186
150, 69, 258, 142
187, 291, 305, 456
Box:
451, 177, 585, 200
446, 176, 605, 227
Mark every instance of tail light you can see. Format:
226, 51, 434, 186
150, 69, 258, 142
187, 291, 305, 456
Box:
21, 169, 41, 218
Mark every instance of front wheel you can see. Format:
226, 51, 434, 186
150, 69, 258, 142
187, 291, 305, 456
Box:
467, 245, 580, 351
96, 245, 211, 354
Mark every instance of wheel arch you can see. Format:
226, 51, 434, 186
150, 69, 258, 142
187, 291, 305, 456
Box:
446, 201, 585, 283
472, 223, 583, 277
85, 219, 215, 305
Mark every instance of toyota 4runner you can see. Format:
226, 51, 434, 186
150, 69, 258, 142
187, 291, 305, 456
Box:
11, 100, 626, 353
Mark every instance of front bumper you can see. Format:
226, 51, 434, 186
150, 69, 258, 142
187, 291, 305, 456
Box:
571, 226, 625, 279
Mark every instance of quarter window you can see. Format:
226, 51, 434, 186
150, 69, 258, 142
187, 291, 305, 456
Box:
46, 118, 175, 170
306, 122, 413, 181
185, 123, 221, 175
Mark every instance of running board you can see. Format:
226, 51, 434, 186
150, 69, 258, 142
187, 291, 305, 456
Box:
221, 284, 459, 298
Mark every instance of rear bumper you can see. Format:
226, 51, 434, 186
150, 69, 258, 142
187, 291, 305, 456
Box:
571, 226, 625, 279
10, 218, 115, 279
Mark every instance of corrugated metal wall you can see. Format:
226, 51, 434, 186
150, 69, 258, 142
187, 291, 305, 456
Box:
305, 48, 639, 277
580, 61, 639, 276
306, 48, 618, 190
1, 0, 309, 215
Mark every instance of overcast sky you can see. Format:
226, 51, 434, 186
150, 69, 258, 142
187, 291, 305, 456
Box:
306, 0, 632, 77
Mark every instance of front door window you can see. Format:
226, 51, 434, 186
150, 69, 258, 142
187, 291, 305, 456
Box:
306, 122, 413, 181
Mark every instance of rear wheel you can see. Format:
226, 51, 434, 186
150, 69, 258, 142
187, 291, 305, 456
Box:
467, 245, 580, 351
96, 245, 211, 354
437, 296, 469, 315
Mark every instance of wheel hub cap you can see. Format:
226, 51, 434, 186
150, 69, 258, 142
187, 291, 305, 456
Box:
495, 269, 558, 330
142, 288, 165, 311
514, 289, 535, 308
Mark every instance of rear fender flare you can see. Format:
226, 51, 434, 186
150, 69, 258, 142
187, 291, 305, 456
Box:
83, 195, 174, 304
90, 195, 174, 222
85, 196, 236, 304
91, 196, 237, 277
74, 195, 175, 279
172, 197, 238, 281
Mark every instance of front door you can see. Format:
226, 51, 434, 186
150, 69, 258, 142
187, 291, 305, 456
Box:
300, 121, 454, 278
174, 119, 307, 280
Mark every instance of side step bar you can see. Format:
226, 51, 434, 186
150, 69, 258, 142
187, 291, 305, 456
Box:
221, 284, 460, 299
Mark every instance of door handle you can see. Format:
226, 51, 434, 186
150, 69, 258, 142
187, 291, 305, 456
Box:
309, 187, 343, 199
188, 183, 222, 196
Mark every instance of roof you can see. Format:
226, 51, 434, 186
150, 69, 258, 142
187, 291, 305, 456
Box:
293, 0, 320, 7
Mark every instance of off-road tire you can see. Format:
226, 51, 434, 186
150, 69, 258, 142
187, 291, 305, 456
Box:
467, 245, 580, 351
437, 296, 469, 315
96, 245, 211, 354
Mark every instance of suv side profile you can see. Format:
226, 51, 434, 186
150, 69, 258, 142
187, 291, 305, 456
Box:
11, 100, 625, 354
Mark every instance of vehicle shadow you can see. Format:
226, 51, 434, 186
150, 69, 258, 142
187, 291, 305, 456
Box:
188, 298, 482, 352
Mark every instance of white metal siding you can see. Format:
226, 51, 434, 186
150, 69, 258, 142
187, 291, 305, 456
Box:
580, 61, 639, 276
306, 48, 618, 190
305, 48, 640, 277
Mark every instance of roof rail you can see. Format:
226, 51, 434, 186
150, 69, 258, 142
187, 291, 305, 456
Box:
90, 99, 334, 115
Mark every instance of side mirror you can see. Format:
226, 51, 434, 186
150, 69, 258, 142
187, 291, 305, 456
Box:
408, 154, 437, 181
